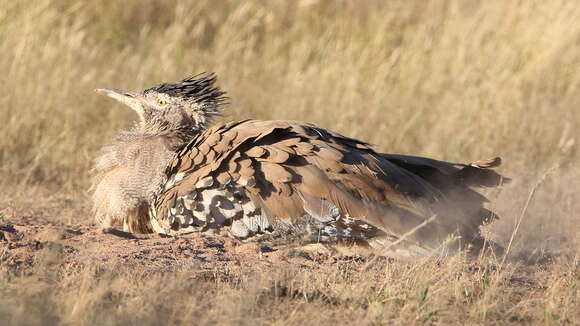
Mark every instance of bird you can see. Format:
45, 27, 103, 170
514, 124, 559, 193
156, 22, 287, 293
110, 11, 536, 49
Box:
93, 73, 508, 259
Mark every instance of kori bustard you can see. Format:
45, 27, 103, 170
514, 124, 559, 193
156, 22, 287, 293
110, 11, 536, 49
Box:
92, 73, 508, 258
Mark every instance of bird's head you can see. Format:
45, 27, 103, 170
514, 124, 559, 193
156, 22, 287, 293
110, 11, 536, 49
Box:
96, 73, 228, 136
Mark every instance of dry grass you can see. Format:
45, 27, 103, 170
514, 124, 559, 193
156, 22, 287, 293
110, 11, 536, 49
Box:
0, 253, 577, 326
0, 0, 578, 325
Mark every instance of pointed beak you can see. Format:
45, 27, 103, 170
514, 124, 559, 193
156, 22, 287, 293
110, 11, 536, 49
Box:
95, 88, 146, 113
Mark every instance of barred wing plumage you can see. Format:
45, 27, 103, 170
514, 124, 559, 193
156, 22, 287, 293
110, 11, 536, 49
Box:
151, 120, 506, 258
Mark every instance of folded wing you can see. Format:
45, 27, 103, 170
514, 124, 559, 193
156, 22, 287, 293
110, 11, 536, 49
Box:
151, 120, 507, 257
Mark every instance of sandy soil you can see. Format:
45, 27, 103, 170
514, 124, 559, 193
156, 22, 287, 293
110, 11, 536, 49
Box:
1, 215, 357, 276
0, 188, 370, 276
0, 186, 562, 276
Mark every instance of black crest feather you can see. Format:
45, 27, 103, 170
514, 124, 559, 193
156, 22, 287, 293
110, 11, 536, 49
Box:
144, 72, 228, 107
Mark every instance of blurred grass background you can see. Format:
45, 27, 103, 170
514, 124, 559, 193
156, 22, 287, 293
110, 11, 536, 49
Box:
0, 0, 578, 248
0, 1, 579, 325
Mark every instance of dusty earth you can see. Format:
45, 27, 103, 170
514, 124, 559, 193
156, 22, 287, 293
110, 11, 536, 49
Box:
0, 186, 560, 278
0, 187, 375, 276
0, 218, 360, 275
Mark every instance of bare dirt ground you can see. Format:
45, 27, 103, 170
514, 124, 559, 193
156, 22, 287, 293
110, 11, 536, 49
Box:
0, 186, 559, 278
0, 187, 345, 276
1, 215, 353, 276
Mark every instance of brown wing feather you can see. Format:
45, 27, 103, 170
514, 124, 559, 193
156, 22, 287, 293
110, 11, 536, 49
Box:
153, 120, 508, 254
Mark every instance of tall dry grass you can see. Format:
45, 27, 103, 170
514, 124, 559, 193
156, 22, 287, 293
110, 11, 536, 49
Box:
1, 0, 577, 185
0, 0, 578, 324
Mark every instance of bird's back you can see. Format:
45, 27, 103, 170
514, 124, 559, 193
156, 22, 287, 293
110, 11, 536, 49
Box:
151, 119, 507, 258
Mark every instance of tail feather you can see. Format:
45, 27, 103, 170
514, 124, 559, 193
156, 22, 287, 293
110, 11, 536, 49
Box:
378, 153, 509, 255
455, 157, 511, 188
470, 157, 502, 168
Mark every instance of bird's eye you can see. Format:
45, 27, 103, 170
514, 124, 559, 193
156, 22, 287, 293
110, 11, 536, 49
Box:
157, 99, 166, 106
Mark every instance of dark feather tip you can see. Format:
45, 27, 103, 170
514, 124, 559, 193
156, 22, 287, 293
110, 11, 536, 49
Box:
144, 72, 229, 107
